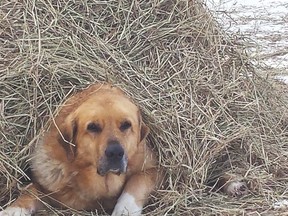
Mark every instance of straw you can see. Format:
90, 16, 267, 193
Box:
1, 0, 288, 215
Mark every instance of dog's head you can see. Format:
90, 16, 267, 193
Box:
58, 86, 149, 176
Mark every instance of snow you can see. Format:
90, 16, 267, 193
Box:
273, 199, 288, 210
275, 75, 288, 84
206, 0, 288, 84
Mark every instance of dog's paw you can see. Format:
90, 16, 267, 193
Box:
224, 180, 248, 197
112, 193, 142, 216
0, 207, 32, 216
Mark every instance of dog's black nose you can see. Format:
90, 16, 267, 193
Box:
105, 142, 124, 161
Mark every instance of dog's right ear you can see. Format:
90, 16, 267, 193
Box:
57, 114, 78, 161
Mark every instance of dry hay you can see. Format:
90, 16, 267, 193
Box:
1, 0, 288, 215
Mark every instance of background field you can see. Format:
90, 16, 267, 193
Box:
208, 0, 288, 84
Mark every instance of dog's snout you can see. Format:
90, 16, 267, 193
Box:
105, 142, 124, 161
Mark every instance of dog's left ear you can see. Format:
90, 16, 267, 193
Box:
138, 111, 150, 143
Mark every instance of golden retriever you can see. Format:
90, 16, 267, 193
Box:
0, 84, 159, 216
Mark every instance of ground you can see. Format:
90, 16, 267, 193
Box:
206, 0, 288, 84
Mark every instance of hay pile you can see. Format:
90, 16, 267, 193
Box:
1, 0, 288, 215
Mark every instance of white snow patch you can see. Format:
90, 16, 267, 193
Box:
274, 75, 288, 84
273, 199, 288, 210
206, 0, 288, 71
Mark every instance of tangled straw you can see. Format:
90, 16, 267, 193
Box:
1, 0, 288, 215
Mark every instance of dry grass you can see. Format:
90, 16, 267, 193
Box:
1, 0, 288, 215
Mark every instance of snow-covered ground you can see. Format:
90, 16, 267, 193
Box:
206, 0, 288, 84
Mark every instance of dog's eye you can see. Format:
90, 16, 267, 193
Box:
87, 123, 102, 133
120, 121, 131, 131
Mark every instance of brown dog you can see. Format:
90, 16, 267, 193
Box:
0, 84, 159, 216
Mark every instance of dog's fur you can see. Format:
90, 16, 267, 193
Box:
0, 84, 159, 216
214, 174, 248, 197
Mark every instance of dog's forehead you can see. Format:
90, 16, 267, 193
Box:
76, 93, 139, 122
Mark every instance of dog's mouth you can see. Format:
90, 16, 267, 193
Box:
107, 168, 122, 176
97, 157, 128, 176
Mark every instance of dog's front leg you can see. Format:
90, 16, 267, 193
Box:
0, 183, 42, 216
112, 168, 158, 216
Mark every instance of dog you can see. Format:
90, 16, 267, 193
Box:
213, 174, 248, 197
0, 84, 160, 216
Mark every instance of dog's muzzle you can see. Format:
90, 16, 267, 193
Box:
97, 141, 128, 176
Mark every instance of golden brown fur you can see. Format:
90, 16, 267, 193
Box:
1, 84, 159, 215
